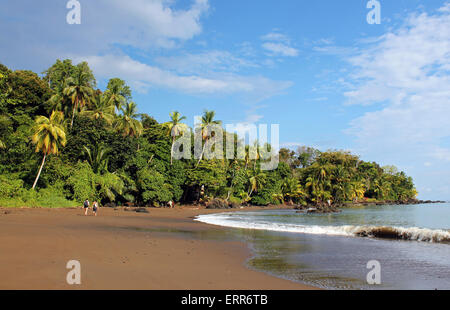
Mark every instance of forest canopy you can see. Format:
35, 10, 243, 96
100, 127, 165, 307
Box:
0, 60, 418, 208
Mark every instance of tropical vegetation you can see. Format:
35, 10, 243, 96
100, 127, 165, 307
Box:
0, 60, 418, 208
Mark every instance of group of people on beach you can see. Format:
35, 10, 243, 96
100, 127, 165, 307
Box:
83, 199, 99, 216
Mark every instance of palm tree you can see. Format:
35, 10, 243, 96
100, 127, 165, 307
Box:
244, 145, 251, 170
63, 67, 94, 129
252, 141, 260, 171
163, 111, 188, 165
31, 111, 67, 189
47, 92, 71, 122
348, 181, 365, 202
247, 170, 266, 196
196, 110, 222, 166
281, 178, 305, 204
83, 143, 110, 174
104, 79, 128, 113
81, 92, 115, 125
115, 102, 143, 137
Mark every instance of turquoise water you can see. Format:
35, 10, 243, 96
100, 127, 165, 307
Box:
196, 203, 450, 289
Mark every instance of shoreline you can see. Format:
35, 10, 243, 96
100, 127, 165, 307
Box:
0, 206, 317, 290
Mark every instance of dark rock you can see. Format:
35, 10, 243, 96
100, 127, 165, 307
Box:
135, 207, 149, 213
206, 199, 230, 209
104, 202, 117, 208
229, 202, 240, 209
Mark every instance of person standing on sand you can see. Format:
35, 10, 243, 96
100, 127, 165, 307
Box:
93, 201, 99, 216
83, 199, 90, 216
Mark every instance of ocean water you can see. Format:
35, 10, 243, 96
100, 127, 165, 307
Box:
195, 203, 450, 289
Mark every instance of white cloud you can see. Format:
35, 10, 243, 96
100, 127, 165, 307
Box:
107, 0, 209, 40
0, 0, 293, 102
261, 32, 290, 42
155, 50, 257, 74
261, 31, 299, 57
262, 42, 299, 57
0, 0, 210, 69
75, 54, 292, 98
345, 5, 450, 159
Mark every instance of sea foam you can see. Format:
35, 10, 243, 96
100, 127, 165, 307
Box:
195, 213, 450, 243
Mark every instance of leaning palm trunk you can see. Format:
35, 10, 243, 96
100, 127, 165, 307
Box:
70, 97, 79, 129
226, 171, 236, 201
196, 138, 208, 167
32, 154, 47, 190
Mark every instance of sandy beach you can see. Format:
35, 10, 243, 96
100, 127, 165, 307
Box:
0, 206, 316, 290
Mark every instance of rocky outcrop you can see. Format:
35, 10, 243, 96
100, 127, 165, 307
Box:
206, 199, 240, 209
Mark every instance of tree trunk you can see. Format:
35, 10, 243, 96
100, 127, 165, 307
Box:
32, 154, 47, 190
171, 137, 175, 165
196, 138, 208, 167
226, 171, 236, 201
70, 97, 79, 130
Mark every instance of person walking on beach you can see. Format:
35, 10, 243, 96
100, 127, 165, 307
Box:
92, 201, 99, 216
83, 199, 90, 216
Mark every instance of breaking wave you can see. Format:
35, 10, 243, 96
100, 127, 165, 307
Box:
195, 213, 450, 243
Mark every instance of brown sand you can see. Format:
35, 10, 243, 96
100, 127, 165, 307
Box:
0, 206, 317, 290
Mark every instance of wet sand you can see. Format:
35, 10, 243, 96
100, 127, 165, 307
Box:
0, 206, 317, 290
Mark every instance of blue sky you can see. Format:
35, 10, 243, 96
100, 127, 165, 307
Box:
0, 0, 449, 199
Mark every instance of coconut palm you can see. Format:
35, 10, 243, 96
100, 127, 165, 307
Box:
247, 170, 266, 196
115, 102, 143, 137
81, 92, 115, 125
196, 110, 222, 166
47, 93, 72, 122
31, 111, 67, 189
281, 177, 305, 204
63, 67, 94, 129
104, 78, 129, 113
164, 111, 188, 165
348, 181, 365, 202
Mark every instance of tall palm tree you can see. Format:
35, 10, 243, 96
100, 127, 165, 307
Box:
63, 67, 94, 129
164, 111, 188, 165
115, 102, 143, 137
196, 110, 222, 166
104, 79, 128, 113
81, 92, 115, 125
31, 111, 67, 189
